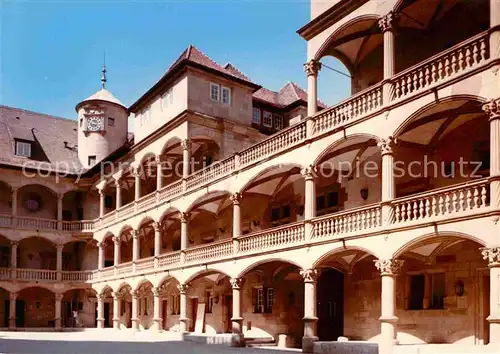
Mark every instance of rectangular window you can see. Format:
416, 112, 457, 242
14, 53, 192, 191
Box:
15, 141, 31, 157
274, 114, 283, 130
409, 275, 425, 310
430, 273, 445, 309
265, 287, 274, 314
205, 290, 214, 314
252, 287, 273, 314
108, 117, 115, 127
162, 88, 174, 110
210, 83, 220, 102
171, 294, 180, 315
252, 107, 261, 124
221, 86, 231, 105
79, 118, 83, 127
271, 207, 280, 222
88, 155, 96, 166
263, 111, 273, 127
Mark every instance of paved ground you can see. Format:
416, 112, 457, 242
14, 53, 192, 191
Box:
0, 331, 299, 354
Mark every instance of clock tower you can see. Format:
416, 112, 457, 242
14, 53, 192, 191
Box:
76, 65, 128, 168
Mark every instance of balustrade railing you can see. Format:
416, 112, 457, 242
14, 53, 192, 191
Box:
312, 205, 382, 240
0, 215, 13, 228
16, 268, 57, 281
238, 222, 305, 254
312, 83, 383, 136
137, 194, 156, 211
186, 157, 236, 190
135, 257, 155, 272
159, 180, 183, 203
393, 179, 490, 224
184, 239, 233, 263
61, 270, 95, 282
158, 251, 181, 268
100, 266, 115, 278
117, 203, 135, 219
0, 267, 11, 280
116, 262, 133, 276
392, 31, 489, 101
16, 216, 57, 231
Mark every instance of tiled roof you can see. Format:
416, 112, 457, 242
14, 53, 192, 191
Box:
78, 88, 125, 109
253, 82, 326, 109
0, 105, 83, 173
223, 63, 251, 81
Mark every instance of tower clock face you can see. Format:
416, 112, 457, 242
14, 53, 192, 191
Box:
87, 117, 103, 132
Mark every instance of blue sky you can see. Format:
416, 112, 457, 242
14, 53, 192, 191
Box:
1, 0, 350, 121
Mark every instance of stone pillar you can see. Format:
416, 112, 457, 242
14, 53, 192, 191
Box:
300, 269, 318, 353
9, 292, 17, 329
11, 187, 18, 217
491, 0, 500, 59
98, 189, 105, 218
113, 236, 121, 266
483, 99, 500, 208
375, 259, 404, 354
56, 244, 64, 281
423, 273, 431, 309
378, 137, 396, 226
10, 241, 17, 280
304, 59, 322, 118
180, 212, 189, 263
156, 155, 163, 190
57, 193, 63, 231
112, 291, 121, 330
182, 139, 191, 179
55, 293, 63, 329
131, 290, 139, 331
379, 11, 396, 104
152, 287, 163, 332
230, 278, 244, 345
134, 168, 142, 201
231, 193, 242, 254
97, 242, 105, 271
153, 222, 162, 268
132, 230, 140, 264
96, 293, 105, 329
178, 284, 189, 332
481, 247, 500, 344
301, 166, 317, 242
115, 179, 122, 209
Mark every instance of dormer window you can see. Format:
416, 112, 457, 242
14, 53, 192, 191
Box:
15, 141, 32, 157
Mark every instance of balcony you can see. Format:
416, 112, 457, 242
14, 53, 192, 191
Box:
0, 268, 96, 282
0, 214, 94, 233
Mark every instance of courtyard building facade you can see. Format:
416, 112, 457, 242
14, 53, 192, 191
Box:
1, 0, 500, 353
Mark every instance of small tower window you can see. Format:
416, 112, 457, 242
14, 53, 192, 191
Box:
15, 141, 32, 157
88, 155, 96, 166
108, 117, 115, 127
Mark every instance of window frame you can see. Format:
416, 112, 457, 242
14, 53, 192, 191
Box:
210, 82, 220, 102
88, 155, 97, 166
263, 111, 273, 128
252, 107, 261, 124
274, 114, 283, 130
15, 141, 32, 158
221, 86, 231, 105
108, 117, 115, 127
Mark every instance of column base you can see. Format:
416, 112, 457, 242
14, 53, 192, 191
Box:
487, 316, 500, 343
96, 318, 105, 329
153, 317, 163, 332
379, 315, 398, 323
54, 318, 61, 330
8, 318, 15, 330
179, 317, 189, 333
131, 318, 140, 331
112, 318, 120, 330
302, 336, 318, 353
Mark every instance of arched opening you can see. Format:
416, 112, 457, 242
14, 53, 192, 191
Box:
0, 234, 11, 268
238, 260, 304, 347
394, 97, 488, 199
159, 208, 181, 253
136, 281, 153, 330
0, 287, 9, 327
61, 288, 97, 328
315, 135, 381, 213
0, 180, 12, 216
394, 234, 488, 345
115, 284, 132, 329
157, 276, 180, 331
136, 218, 155, 260
62, 241, 95, 271
17, 287, 55, 328
61, 190, 88, 221
99, 286, 113, 328
16, 184, 57, 219
159, 137, 183, 187
118, 226, 134, 264
137, 153, 158, 198
240, 164, 304, 234
190, 137, 220, 174
102, 234, 115, 268
18, 236, 56, 270
314, 248, 378, 341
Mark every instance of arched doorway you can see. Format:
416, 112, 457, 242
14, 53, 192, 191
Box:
17, 287, 55, 328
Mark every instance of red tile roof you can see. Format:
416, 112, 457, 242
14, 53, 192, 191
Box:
253, 82, 326, 109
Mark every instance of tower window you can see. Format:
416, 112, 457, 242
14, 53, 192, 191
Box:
88, 155, 96, 166
210, 83, 220, 102
15, 141, 32, 157
108, 117, 115, 127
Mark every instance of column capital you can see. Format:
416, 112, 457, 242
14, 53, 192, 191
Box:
114, 178, 122, 188
132, 167, 142, 179
481, 247, 500, 267
181, 139, 191, 151
9, 292, 18, 301
304, 59, 322, 77
177, 284, 189, 295
97, 241, 105, 248
11, 186, 18, 194
377, 136, 397, 156
97, 188, 105, 196
97, 292, 106, 301
300, 268, 318, 283
180, 212, 189, 223
230, 193, 242, 205
56, 244, 64, 251
131, 289, 139, 299
155, 155, 162, 164
112, 291, 123, 299
57, 193, 64, 201
378, 11, 396, 32
230, 278, 244, 289
301, 165, 317, 181
112, 236, 121, 245
374, 259, 404, 275
152, 287, 161, 297
54, 293, 64, 302
131, 230, 139, 240
153, 221, 162, 232
482, 98, 500, 121
10, 241, 18, 247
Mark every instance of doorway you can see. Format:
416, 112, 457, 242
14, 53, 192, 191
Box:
225, 295, 232, 333
190, 298, 198, 332
104, 303, 110, 327
15, 300, 25, 327
317, 268, 344, 341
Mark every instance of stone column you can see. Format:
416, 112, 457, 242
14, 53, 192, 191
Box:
481, 247, 500, 343
301, 166, 317, 242
304, 59, 322, 118
97, 242, 105, 271
178, 284, 189, 332
98, 189, 106, 218
180, 212, 189, 263
378, 137, 396, 226
152, 287, 163, 332
96, 293, 105, 329
483, 99, 500, 208
132, 230, 140, 265
9, 292, 17, 329
55, 293, 63, 329
423, 273, 431, 309
113, 236, 121, 267
112, 291, 122, 330
156, 155, 163, 191
300, 269, 318, 353
11, 187, 18, 217
134, 168, 142, 201
375, 259, 404, 354
56, 244, 64, 281
230, 278, 244, 345
115, 179, 122, 209
131, 290, 139, 331
491, 0, 500, 59
231, 193, 242, 254
10, 241, 17, 280
153, 222, 162, 268
379, 11, 396, 104
182, 139, 191, 179
57, 193, 63, 231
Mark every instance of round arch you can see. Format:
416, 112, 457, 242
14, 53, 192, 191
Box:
238, 163, 303, 194
17, 183, 57, 197
236, 257, 303, 279
155, 273, 180, 289
160, 136, 183, 156
184, 268, 232, 285
113, 281, 133, 293
158, 206, 181, 224
18, 235, 57, 246
185, 190, 232, 214
133, 278, 154, 291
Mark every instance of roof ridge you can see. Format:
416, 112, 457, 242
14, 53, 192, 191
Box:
0, 105, 75, 123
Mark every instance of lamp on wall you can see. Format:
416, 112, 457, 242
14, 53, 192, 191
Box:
360, 188, 369, 201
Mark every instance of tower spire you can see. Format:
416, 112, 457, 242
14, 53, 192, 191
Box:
101, 52, 107, 89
